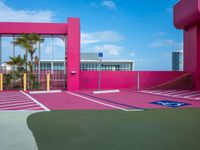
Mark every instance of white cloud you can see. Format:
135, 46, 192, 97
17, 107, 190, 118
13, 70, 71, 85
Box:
81, 31, 124, 44
155, 32, 166, 36
160, 50, 172, 57
149, 39, 183, 51
94, 44, 123, 56
177, 49, 183, 52
53, 38, 65, 47
101, 0, 117, 10
130, 52, 135, 56
45, 46, 52, 54
0, 1, 54, 22
149, 39, 175, 48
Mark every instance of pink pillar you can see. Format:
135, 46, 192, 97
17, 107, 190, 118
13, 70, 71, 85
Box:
174, 0, 200, 90
184, 26, 200, 89
66, 18, 80, 91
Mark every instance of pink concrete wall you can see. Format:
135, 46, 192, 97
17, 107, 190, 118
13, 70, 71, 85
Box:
0, 22, 67, 34
67, 18, 80, 91
174, 0, 200, 29
0, 18, 81, 91
80, 71, 186, 90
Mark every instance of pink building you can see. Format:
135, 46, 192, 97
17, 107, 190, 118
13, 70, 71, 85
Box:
0, 1, 199, 91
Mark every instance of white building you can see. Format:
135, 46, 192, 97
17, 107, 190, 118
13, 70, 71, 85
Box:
1, 53, 135, 72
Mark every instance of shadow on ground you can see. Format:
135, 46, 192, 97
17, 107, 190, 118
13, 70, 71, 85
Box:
27, 109, 200, 150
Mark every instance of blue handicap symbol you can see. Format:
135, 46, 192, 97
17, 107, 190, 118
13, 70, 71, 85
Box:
150, 100, 191, 108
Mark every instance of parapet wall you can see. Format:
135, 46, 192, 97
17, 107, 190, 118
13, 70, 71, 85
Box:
80, 71, 187, 90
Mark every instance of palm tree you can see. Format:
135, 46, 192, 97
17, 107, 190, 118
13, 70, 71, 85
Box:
6, 55, 27, 89
13, 33, 44, 73
6, 54, 27, 73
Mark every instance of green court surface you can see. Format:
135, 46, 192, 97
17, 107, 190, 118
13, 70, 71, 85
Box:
27, 108, 200, 150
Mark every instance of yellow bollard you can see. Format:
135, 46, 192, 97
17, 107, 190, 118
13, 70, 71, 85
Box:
23, 73, 27, 91
47, 73, 50, 91
0, 73, 3, 91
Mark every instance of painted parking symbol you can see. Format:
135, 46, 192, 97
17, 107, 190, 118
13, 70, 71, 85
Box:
150, 100, 191, 108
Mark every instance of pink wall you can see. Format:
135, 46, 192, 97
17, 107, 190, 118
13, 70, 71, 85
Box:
80, 71, 186, 90
0, 22, 67, 34
0, 18, 80, 91
174, 0, 200, 90
67, 18, 80, 91
174, 0, 200, 29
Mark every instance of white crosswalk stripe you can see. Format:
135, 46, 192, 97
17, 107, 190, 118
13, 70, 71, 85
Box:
140, 90, 200, 101
0, 91, 47, 111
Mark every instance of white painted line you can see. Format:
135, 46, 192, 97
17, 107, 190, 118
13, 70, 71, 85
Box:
152, 90, 177, 94
0, 103, 40, 109
163, 90, 191, 96
27, 106, 44, 110
0, 101, 36, 107
173, 91, 200, 97
195, 97, 200, 100
184, 93, 200, 98
0, 110, 43, 112
140, 90, 151, 92
20, 91, 50, 111
0, 100, 32, 105
0, 94, 20, 96
29, 90, 62, 94
0, 97, 31, 101
0, 93, 20, 96
93, 89, 120, 94
66, 91, 143, 112
125, 109, 144, 112
143, 90, 162, 94
141, 90, 179, 96
148, 90, 167, 93
140, 90, 200, 101
0, 95, 27, 97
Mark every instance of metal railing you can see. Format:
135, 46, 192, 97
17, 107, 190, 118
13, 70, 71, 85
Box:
0, 72, 66, 91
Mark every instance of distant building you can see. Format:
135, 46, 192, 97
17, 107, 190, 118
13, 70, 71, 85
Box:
1, 53, 134, 72
33, 59, 134, 72
172, 52, 183, 71
80, 53, 134, 71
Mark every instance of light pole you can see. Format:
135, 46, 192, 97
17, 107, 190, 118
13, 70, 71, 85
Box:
98, 52, 103, 90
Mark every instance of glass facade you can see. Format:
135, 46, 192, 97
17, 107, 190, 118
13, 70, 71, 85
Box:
35, 60, 134, 72
172, 52, 183, 71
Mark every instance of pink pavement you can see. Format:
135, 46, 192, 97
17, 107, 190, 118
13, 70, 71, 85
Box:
29, 90, 200, 111
30, 92, 114, 110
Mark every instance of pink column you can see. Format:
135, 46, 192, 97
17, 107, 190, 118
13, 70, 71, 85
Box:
183, 26, 200, 90
174, 0, 200, 90
66, 18, 80, 91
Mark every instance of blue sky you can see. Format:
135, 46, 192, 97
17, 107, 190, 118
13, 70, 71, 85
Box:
0, 0, 182, 70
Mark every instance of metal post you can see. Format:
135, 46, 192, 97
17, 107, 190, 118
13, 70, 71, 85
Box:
98, 58, 102, 90
23, 73, 27, 91
51, 35, 54, 74
13, 35, 15, 57
64, 36, 67, 89
0, 35, 2, 72
0, 73, 3, 91
12, 35, 15, 72
38, 41, 41, 82
47, 72, 50, 91
137, 72, 140, 91
64, 36, 66, 75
